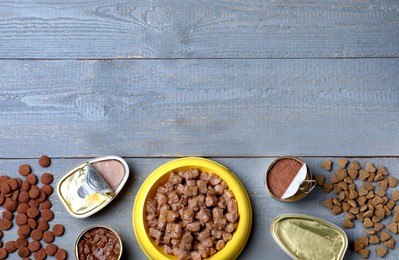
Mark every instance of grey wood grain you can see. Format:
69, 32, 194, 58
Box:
0, 0, 398, 59
0, 157, 397, 259
0, 59, 398, 158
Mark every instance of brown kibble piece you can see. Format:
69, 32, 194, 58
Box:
26, 174, 37, 185
358, 186, 368, 196
323, 183, 333, 193
384, 238, 395, 250
0, 248, 7, 259
357, 196, 367, 206
365, 162, 376, 173
332, 206, 342, 215
363, 182, 375, 191
29, 185, 40, 199
29, 199, 39, 208
348, 170, 358, 180
343, 218, 354, 228
375, 190, 386, 197
376, 246, 388, 258
16, 213, 28, 226
387, 176, 398, 188
27, 207, 40, 219
358, 236, 369, 247
43, 231, 55, 243
337, 158, 348, 169
358, 248, 370, 259
0, 219, 12, 230
18, 164, 31, 176
323, 198, 333, 209
28, 218, 38, 229
31, 229, 43, 241
365, 229, 376, 235
17, 202, 29, 213
354, 240, 364, 252
34, 248, 46, 260
5, 240, 17, 253
41, 209, 54, 221
40, 200, 52, 210
349, 160, 361, 170
45, 244, 57, 256
359, 170, 369, 181
41, 173, 53, 185
28, 240, 41, 252
52, 224, 65, 237
41, 185, 53, 196
16, 237, 28, 248
387, 222, 398, 234
39, 155, 51, 167
393, 213, 399, 223
380, 231, 391, 242
374, 174, 384, 181
37, 220, 49, 232
374, 222, 384, 232
3, 200, 17, 212
377, 166, 388, 176
378, 179, 388, 190
321, 160, 332, 171
363, 218, 373, 228
18, 247, 30, 258
55, 248, 67, 260
336, 169, 347, 181
35, 191, 47, 203
2, 210, 13, 221
18, 191, 30, 203
21, 181, 30, 191
342, 202, 351, 212
370, 235, 380, 244
315, 175, 325, 186
18, 224, 31, 237
7, 179, 19, 190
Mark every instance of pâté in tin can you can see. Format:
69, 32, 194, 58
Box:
56, 155, 129, 218
265, 156, 316, 202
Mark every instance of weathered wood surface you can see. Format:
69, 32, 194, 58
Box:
0, 59, 398, 158
0, 157, 398, 260
0, 0, 399, 59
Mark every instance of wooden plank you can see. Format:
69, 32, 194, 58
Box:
0, 59, 398, 158
0, 157, 397, 259
0, 0, 398, 58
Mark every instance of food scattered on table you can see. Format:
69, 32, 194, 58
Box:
318, 159, 399, 259
0, 156, 67, 259
77, 226, 122, 260
145, 168, 239, 260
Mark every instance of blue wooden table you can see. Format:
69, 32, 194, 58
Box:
0, 1, 398, 259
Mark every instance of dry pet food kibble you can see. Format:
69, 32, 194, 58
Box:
321, 159, 399, 259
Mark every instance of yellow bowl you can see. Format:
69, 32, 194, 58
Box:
133, 157, 252, 260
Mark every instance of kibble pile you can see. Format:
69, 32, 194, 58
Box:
0, 155, 66, 260
317, 159, 399, 259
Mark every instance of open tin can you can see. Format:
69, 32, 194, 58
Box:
75, 225, 123, 260
265, 156, 315, 202
56, 155, 129, 218
271, 214, 348, 260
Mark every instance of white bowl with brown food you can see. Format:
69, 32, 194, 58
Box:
133, 157, 252, 260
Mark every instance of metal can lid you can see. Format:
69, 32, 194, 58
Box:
271, 214, 348, 260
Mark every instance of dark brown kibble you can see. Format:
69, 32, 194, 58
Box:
41, 209, 54, 221
16, 237, 28, 248
16, 213, 28, 226
18, 247, 30, 258
7, 179, 19, 190
41, 185, 53, 196
55, 248, 67, 260
37, 220, 49, 232
41, 173, 53, 185
12, 190, 20, 201
3, 200, 17, 212
39, 155, 51, 167
52, 224, 65, 236
29, 199, 39, 208
35, 191, 47, 203
45, 244, 57, 256
31, 229, 43, 241
21, 181, 31, 191
27, 207, 40, 219
26, 174, 37, 185
43, 231, 55, 243
1, 183, 11, 194
28, 218, 38, 229
0, 248, 7, 259
18, 164, 31, 176
0, 219, 12, 230
19, 191, 30, 203
34, 248, 47, 260
29, 186, 40, 199
18, 224, 31, 237
17, 202, 30, 213
5, 240, 17, 253
2, 210, 13, 221
40, 200, 52, 210
28, 240, 41, 252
